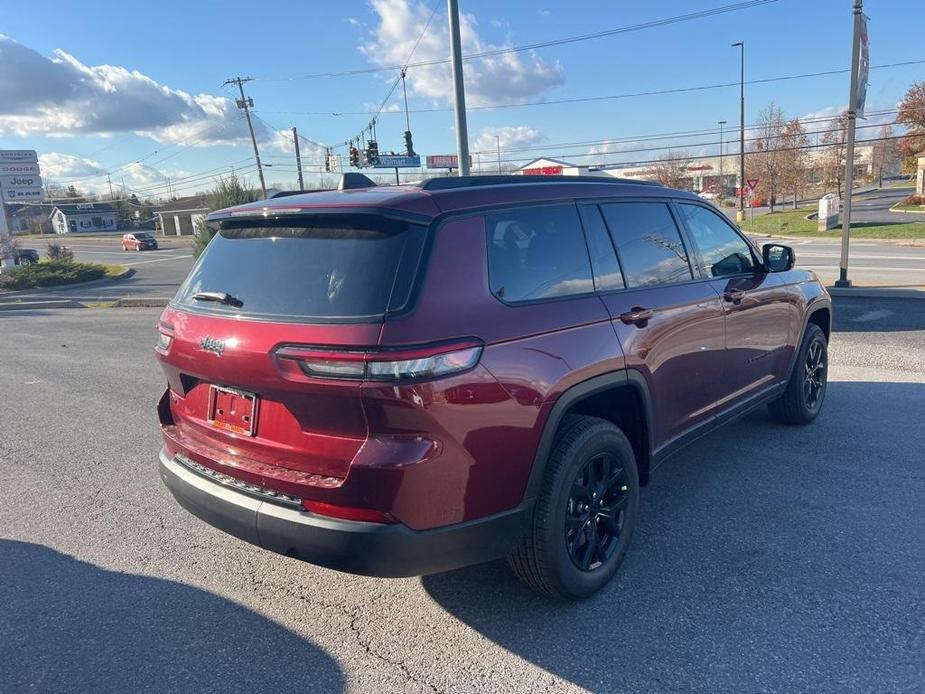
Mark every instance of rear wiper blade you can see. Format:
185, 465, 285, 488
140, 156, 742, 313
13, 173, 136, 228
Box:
191, 291, 243, 308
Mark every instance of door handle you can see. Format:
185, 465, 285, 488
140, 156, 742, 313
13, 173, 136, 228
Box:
723, 290, 745, 305
619, 307, 654, 326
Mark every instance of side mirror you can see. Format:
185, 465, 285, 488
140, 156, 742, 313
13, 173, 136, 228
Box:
762, 243, 795, 272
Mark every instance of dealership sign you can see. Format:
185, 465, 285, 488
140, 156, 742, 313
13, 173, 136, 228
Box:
0, 163, 40, 175
0, 150, 38, 164
0, 151, 44, 202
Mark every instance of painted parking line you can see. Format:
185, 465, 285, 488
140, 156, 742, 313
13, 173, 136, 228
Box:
120, 254, 193, 267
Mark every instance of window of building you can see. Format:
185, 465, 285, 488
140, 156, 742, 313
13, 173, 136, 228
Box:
486, 204, 594, 303
678, 203, 756, 277
599, 202, 693, 287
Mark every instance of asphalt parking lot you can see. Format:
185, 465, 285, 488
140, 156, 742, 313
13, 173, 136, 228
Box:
1, 297, 923, 693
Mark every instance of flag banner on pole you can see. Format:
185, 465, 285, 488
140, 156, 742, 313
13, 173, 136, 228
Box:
855, 13, 870, 118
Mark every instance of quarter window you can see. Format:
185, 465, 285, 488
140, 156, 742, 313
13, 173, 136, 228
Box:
678, 203, 756, 277
599, 202, 693, 287
486, 204, 594, 303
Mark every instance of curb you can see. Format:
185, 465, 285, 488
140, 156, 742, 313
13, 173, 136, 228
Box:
113, 297, 170, 308
888, 202, 925, 215
828, 286, 925, 300
0, 299, 85, 311
0, 267, 135, 298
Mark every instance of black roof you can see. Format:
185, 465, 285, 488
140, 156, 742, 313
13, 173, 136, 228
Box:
52, 202, 117, 214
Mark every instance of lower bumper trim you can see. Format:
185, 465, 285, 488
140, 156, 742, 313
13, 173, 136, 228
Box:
158, 448, 527, 578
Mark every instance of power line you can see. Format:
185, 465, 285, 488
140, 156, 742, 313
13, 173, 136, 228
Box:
255, 0, 779, 82
261, 59, 925, 118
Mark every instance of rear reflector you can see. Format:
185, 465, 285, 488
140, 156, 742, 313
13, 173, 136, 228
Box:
301, 499, 394, 524
275, 340, 482, 382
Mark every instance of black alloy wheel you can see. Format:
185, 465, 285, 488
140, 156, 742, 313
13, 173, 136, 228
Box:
566, 453, 630, 572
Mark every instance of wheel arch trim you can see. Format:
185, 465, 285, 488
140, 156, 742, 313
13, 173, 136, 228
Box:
522, 369, 653, 502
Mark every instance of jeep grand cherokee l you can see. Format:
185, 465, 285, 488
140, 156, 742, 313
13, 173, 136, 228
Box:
156, 175, 831, 600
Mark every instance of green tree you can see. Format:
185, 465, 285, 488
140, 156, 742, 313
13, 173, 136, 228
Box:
193, 175, 259, 258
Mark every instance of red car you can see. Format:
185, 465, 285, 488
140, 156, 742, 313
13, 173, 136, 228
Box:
122, 232, 158, 251
156, 175, 831, 599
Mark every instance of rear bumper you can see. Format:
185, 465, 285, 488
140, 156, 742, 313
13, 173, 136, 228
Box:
158, 447, 527, 577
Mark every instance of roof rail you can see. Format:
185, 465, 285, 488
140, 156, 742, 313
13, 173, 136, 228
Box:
418, 174, 662, 191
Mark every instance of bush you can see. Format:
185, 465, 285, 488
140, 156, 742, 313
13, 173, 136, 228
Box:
722, 199, 737, 208
0, 260, 108, 290
46, 242, 74, 262
902, 194, 925, 206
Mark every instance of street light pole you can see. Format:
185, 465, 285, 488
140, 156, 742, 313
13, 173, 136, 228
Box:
718, 120, 726, 196
447, 0, 471, 176
496, 135, 502, 174
732, 42, 745, 221
836, 0, 865, 288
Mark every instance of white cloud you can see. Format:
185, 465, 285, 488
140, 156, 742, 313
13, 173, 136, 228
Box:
361, 0, 564, 107
38, 152, 107, 178
471, 126, 545, 169
539, 9, 552, 17
0, 34, 268, 146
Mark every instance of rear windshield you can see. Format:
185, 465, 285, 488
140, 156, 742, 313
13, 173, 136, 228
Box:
173, 214, 426, 322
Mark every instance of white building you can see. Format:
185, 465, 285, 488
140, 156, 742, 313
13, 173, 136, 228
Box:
50, 202, 118, 234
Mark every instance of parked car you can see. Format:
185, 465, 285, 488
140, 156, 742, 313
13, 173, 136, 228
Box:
122, 232, 158, 251
14, 248, 40, 266
155, 175, 831, 599
697, 190, 719, 201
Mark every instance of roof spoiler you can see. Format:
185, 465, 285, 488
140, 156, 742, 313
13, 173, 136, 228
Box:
338, 172, 377, 190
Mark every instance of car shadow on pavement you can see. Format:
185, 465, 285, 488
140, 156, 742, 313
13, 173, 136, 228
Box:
422, 381, 925, 692
0, 540, 344, 693
832, 297, 925, 333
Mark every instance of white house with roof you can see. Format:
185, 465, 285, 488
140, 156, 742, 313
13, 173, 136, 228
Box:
50, 202, 118, 234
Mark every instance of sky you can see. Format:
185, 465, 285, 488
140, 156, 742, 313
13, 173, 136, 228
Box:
0, 0, 921, 199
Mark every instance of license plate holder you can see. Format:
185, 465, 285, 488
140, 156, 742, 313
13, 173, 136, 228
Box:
208, 385, 258, 436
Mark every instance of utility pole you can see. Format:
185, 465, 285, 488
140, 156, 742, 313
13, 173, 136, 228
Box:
292, 127, 304, 191
496, 135, 502, 174
447, 0, 470, 176
107, 173, 114, 200
718, 121, 726, 196
836, 0, 866, 288
732, 42, 745, 222
225, 76, 267, 198
0, 181, 11, 270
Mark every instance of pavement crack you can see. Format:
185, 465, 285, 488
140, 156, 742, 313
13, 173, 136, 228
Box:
246, 575, 441, 693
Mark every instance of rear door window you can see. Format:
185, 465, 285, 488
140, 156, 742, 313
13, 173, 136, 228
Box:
599, 202, 694, 287
485, 204, 594, 303
173, 214, 426, 321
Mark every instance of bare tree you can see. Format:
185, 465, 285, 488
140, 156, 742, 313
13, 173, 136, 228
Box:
820, 112, 849, 198
648, 150, 691, 189
778, 118, 809, 208
870, 125, 901, 187
746, 102, 786, 211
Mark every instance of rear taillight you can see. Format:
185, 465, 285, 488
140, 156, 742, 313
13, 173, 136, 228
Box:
275, 340, 483, 382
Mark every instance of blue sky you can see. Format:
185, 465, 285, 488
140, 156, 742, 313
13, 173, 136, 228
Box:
0, 0, 921, 198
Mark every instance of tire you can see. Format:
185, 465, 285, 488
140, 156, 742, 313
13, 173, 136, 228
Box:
508, 415, 640, 600
768, 323, 828, 425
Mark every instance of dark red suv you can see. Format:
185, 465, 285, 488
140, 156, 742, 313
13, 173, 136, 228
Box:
156, 175, 831, 599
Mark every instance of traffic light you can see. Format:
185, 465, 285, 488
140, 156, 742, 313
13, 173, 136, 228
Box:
403, 130, 415, 156
366, 140, 379, 166
349, 145, 359, 168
